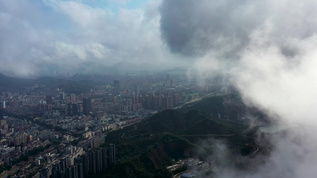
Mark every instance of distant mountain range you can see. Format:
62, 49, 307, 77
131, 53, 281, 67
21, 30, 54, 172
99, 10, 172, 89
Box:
0, 73, 34, 89
0, 73, 99, 93
0, 62, 187, 92
21, 61, 186, 77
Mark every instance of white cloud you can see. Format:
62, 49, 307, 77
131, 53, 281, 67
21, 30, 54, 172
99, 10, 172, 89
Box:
162, 0, 317, 177
0, 0, 176, 76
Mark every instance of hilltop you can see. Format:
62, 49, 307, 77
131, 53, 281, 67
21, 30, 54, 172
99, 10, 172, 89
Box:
101, 95, 259, 178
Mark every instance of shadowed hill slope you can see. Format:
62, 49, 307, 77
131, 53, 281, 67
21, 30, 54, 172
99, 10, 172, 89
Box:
102, 105, 256, 178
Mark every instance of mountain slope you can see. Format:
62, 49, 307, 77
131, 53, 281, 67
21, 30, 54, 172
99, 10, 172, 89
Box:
103, 108, 254, 177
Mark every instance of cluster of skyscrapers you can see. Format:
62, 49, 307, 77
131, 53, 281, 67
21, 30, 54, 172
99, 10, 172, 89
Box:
66, 98, 92, 116
140, 93, 180, 111
42, 144, 116, 178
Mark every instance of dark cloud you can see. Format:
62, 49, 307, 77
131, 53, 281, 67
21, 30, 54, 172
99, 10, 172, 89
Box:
160, 0, 317, 58
160, 0, 255, 56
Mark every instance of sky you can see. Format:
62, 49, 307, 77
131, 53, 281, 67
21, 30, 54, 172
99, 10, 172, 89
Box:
0, 0, 180, 76
2, 1, 317, 177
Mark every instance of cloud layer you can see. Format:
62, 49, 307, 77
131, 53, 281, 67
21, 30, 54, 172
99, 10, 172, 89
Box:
160, 0, 317, 58
0, 0, 180, 76
160, 0, 317, 177
160, 0, 317, 124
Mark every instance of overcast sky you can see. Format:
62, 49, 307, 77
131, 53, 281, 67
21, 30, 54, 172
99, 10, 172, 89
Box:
0, 0, 180, 76
1, 0, 317, 76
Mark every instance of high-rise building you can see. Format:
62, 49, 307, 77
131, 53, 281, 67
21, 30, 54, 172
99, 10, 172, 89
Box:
89, 151, 96, 175
0, 119, 7, 129
74, 158, 84, 178
0, 100, 5, 120
51, 162, 63, 178
65, 167, 72, 178
67, 104, 79, 116
77, 162, 84, 178
113, 80, 120, 95
82, 154, 90, 176
67, 104, 72, 116
61, 92, 66, 100
108, 144, 116, 164
70, 94, 76, 103
1, 101, 6, 109
96, 149, 103, 173
60, 158, 66, 172
46, 95, 53, 104
83, 98, 92, 115
102, 147, 108, 170
72, 104, 78, 116
71, 165, 78, 178
0, 109, 3, 120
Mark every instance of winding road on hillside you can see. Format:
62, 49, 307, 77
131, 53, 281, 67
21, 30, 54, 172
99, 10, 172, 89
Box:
174, 92, 218, 109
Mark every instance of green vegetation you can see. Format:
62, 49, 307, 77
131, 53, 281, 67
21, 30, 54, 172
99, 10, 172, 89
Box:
95, 153, 173, 178
180, 94, 246, 120
12, 145, 50, 164
0, 145, 50, 174
27, 169, 39, 178
0, 163, 12, 174
102, 95, 260, 177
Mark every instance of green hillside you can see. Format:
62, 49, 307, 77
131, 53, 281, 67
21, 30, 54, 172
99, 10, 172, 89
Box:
103, 105, 257, 177
180, 94, 246, 120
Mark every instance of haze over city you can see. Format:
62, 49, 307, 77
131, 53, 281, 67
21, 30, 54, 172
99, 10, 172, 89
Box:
1, 0, 317, 177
